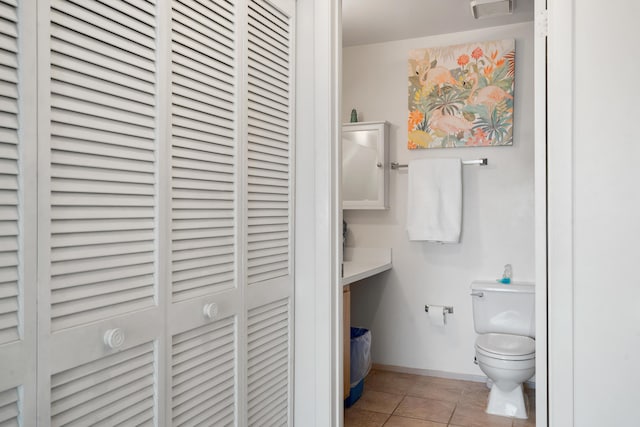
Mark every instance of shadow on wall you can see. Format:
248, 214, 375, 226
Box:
349, 270, 392, 328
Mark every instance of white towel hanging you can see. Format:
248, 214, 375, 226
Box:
406, 158, 462, 243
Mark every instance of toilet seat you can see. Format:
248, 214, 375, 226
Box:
475, 333, 535, 361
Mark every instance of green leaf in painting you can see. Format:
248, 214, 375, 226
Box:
463, 111, 476, 122
493, 78, 514, 93
492, 64, 508, 82
472, 107, 512, 144
424, 87, 467, 116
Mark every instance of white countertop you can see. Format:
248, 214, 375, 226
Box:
342, 247, 392, 286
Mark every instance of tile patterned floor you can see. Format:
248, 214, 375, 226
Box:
345, 369, 536, 427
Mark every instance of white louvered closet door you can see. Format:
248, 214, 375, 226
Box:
0, 1, 37, 425
0, 0, 296, 424
167, 0, 240, 424
38, 0, 164, 424
244, 0, 295, 424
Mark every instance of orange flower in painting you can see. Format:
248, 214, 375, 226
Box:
496, 58, 505, 67
408, 110, 424, 129
466, 128, 489, 146
457, 54, 470, 67
471, 47, 483, 60
490, 50, 498, 61
483, 65, 494, 77
408, 140, 418, 150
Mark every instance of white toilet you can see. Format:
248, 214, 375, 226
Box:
470, 280, 535, 419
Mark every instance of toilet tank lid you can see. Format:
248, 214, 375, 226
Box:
471, 280, 534, 293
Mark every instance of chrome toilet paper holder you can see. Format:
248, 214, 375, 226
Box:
424, 305, 454, 314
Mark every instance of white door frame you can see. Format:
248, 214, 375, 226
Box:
545, 0, 575, 425
293, 0, 342, 425
296, 1, 557, 425
534, 0, 549, 424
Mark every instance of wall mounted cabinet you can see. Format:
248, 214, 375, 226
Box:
342, 121, 389, 210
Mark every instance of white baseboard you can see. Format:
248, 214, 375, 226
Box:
372, 363, 536, 389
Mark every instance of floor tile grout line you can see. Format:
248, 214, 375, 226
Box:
447, 402, 457, 425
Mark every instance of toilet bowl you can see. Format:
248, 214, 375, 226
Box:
475, 333, 535, 419
470, 281, 535, 419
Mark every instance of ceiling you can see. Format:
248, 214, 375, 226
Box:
342, 0, 534, 47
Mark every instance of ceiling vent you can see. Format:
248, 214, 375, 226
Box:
470, 0, 513, 19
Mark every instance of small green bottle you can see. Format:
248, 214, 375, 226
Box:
350, 108, 358, 123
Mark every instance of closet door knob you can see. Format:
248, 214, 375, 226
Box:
104, 328, 125, 349
203, 303, 218, 320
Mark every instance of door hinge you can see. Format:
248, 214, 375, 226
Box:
536, 9, 548, 38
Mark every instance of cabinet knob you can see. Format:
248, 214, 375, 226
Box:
203, 303, 219, 320
104, 328, 125, 349
376, 162, 382, 168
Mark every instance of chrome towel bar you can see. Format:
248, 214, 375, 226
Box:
391, 158, 488, 170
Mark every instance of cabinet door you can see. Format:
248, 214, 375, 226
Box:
2, 1, 297, 424
0, 1, 37, 424
38, 0, 164, 423
244, 0, 295, 424
167, 0, 240, 424
342, 122, 389, 210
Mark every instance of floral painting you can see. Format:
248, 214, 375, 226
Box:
408, 39, 515, 149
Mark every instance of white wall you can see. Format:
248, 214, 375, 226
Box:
343, 22, 534, 377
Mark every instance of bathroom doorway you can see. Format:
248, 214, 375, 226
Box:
337, 0, 548, 425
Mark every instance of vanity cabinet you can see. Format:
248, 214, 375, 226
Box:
342, 121, 389, 209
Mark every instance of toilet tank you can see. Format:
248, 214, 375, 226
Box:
471, 280, 535, 337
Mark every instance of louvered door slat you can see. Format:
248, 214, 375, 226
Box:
246, 11, 287, 51
247, 34, 288, 72
248, 94, 288, 119
248, 125, 289, 146
172, 1, 234, 45
248, 60, 288, 93
50, 7, 154, 60
248, 85, 287, 111
247, 298, 289, 424
247, 43, 288, 80
171, 0, 237, 302
0, 387, 19, 425
51, 80, 155, 118
171, 316, 236, 426
52, 68, 154, 107
51, 151, 154, 174
0, 2, 17, 22
250, 0, 289, 29
244, 6, 294, 417
51, 342, 157, 426
173, 81, 234, 116
49, 0, 157, 330
0, 2, 19, 347
248, 144, 288, 164
172, 51, 234, 92
50, 44, 155, 85
247, 0, 291, 284
118, 0, 155, 17
51, 274, 153, 303
172, 0, 235, 34
173, 21, 234, 60
51, 123, 155, 152
249, 107, 288, 130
